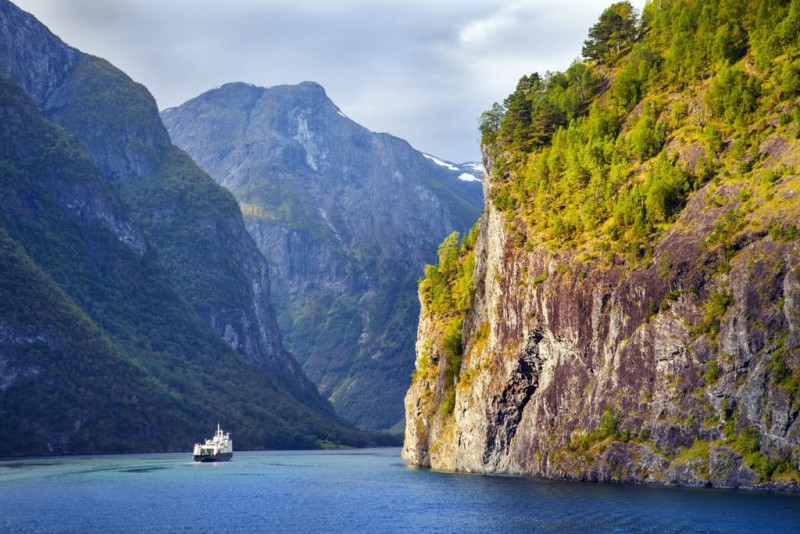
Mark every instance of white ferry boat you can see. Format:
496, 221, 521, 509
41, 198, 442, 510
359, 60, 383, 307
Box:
192, 423, 233, 462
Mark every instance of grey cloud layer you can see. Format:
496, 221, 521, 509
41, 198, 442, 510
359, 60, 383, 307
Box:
14, 0, 644, 162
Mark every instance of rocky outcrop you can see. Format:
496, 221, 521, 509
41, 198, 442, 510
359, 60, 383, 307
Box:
42, 56, 171, 182
0, 0, 81, 107
404, 150, 800, 489
162, 81, 483, 429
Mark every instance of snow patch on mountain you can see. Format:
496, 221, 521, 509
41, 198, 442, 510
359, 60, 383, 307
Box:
423, 153, 458, 171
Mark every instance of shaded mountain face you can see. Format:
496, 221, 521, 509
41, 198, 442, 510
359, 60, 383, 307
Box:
403, 0, 800, 489
162, 81, 483, 429
0, 0, 371, 453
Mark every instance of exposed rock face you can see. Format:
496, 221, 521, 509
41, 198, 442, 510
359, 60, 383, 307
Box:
0, 0, 81, 107
403, 154, 800, 490
162, 81, 483, 429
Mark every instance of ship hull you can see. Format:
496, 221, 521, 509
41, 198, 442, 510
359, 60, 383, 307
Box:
193, 452, 233, 463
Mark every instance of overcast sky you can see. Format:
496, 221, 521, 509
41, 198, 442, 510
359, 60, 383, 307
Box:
15, 0, 646, 163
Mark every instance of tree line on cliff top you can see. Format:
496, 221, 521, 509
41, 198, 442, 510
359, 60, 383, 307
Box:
475, 0, 799, 258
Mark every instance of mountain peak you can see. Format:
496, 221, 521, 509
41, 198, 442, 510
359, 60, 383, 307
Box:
164, 80, 333, 119
295, 80, 326, 93
263, 80, 331, 108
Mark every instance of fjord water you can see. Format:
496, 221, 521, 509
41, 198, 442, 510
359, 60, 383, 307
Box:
1, 448, 798, 533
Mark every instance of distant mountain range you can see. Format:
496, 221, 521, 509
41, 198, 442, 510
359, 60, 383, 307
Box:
0, 0, 377, 453
162, 81, 483, 430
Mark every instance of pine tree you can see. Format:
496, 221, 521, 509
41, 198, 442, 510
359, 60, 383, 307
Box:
582, 2, 639, 64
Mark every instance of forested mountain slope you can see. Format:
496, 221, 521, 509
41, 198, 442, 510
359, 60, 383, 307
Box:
162, 82, 483, 430
0, 0, 372, 454
403, 0, 800, 489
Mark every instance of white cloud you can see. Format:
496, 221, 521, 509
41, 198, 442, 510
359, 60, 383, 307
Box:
458, 10, 515, 46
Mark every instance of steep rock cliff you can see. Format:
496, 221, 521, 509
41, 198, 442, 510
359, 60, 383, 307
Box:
404, 0, 800, 489
162, 81, 483, 429
405, 170, 800, 488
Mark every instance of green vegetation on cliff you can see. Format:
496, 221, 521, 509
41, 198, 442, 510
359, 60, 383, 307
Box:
415, 226, 479, 415
413, 0, 800, 487
0, 73, 373, 454
479, 0, 800, 260
420, 227, 479, 318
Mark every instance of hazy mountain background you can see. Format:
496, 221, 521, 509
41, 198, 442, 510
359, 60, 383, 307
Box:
162, 82, 483, 430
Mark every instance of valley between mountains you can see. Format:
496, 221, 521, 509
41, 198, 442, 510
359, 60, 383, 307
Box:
1, 0, 799, 493
161, 82, 482, 430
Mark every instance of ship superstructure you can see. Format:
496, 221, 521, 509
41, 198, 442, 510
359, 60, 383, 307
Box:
192, 423, 233, 462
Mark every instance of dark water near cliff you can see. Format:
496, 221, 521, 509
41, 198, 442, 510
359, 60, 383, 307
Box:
1, 447, 798, 533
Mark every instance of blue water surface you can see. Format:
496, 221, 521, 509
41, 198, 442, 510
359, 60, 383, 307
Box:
1, 447, 798, 533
